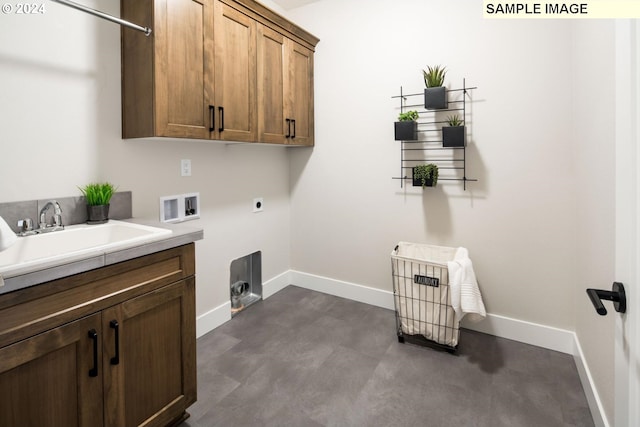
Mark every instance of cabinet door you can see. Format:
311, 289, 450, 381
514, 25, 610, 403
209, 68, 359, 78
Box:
0, 314, 104, 427
154, 0, 215, 139
103, 278, 196, 427
285, 40, 314, 146
212, 1, 257, 142
257, 24, 287, 144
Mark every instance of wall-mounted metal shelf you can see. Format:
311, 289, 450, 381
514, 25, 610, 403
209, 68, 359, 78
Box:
392, 79, 477, 190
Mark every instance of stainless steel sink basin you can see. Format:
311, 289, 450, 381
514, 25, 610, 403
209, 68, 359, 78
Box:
0, 220, 172, 277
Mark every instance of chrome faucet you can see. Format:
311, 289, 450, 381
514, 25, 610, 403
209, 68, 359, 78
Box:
38, 200, 64, 233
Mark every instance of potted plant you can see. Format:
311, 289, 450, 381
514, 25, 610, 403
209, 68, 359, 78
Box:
423, 65, 447, 110
412, 164, 439, 187
442, 114, 465, 147
79, 182, 117, 224
394, 110, 419, 141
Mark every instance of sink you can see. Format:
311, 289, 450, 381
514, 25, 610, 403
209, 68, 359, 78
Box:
0, 220, 172, 278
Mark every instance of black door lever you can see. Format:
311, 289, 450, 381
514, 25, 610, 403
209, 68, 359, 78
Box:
586, 282, 626, 316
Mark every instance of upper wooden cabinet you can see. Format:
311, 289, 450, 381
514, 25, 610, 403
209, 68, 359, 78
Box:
257, 24, 314, 146
285, 40, 314, 146
121, 0, 319, 145
212, 1, 257, 142
122, 0, 214, 139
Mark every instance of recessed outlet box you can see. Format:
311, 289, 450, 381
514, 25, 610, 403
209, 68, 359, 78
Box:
253, 197, 263, 213
160, 196, 181, 223
184, 192, 200, 220
160, 192, 200, 223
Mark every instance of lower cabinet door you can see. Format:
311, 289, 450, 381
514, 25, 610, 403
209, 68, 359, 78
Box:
0, 313, 104, 427
103, 278, 196, 427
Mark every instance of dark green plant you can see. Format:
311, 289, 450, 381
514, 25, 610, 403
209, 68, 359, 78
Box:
79, 182, 117, 206
414, 164, 438, 187
446, 114, 463, 126
423, 65, 446, 88
398, 110, 419, 122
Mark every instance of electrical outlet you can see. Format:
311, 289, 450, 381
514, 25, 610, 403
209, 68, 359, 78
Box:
253, 197, 264, 213
181, 159, 192, 177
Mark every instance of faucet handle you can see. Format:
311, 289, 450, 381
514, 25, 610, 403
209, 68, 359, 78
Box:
18, 218, 34, 232
53, 213, 63, 227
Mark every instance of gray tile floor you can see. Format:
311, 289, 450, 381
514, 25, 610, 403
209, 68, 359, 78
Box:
181, 285, 594, 427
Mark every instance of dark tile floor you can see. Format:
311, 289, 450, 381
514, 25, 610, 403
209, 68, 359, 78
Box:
180, 285, 594, 427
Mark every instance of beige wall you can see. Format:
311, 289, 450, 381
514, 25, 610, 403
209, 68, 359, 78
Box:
287, 0, 577, 329
572, 20, 616, 424
0, 0, 292, 318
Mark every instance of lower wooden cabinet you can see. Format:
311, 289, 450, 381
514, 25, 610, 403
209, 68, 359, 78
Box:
0, 245, 196, 427
0, 314, 104, 427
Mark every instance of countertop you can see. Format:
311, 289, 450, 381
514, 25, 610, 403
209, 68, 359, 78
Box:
0, 219, 203, 295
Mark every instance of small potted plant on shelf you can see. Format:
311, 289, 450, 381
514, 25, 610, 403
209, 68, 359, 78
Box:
442, 114, 465, 147
394, 110, 419, 141
423, 65, 447, 110
79, 182, 117, 224
412, 164, 439, 187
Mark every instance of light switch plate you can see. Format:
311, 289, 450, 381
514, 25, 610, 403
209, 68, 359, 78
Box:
181, 159, 192, 177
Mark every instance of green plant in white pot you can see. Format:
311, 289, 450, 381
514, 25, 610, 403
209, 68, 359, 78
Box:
394, 110, 419, 141
79, 182, 117, 224
423, 65, 447, 110
442, 114, 465, 147
412, 164, 439, 187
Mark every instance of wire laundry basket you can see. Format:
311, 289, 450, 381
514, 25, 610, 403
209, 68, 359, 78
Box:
391, 242, 460, 352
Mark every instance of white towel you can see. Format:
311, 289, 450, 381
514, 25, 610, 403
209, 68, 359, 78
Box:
0, 216, 17, 252
447, 247, 486, 323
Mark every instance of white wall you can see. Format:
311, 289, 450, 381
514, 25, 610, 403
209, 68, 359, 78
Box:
572, 19, 617, 425
287, 0, 577, 329
0, 0, 291, 319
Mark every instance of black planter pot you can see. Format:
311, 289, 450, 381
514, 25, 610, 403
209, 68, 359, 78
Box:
394, 121, 418, 141
412, 167, 435, 187
424, 87, 447, 110
442, 125, 465, 147
87, 204, 110, 224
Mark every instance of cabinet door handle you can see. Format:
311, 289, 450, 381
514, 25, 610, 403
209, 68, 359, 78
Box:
285, 118, 291, 138
291, 119, 296, 139
109, 320, 120, 365
218, 106, 224, 132
88, 329, 98, 377
209, 105, 215, 132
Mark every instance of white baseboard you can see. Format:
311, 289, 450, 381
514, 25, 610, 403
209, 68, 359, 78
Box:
196, 301, 231, 338
289, 270, 395, 310
290, 270, 574, 352
195, 271, 292, 338
573, 335, 609, 427
262, 270, 292, 299
195, 269, 605, 426
461, 312, 575, 354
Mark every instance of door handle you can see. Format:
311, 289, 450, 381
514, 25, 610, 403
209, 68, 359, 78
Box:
209, 105, 215, 132
285, 118, 291, 138
109, 320, 120, 365
88, 329, 98, 377
218, 106, 224, 132
291, 119, 296, 139
586, 282, 626, 316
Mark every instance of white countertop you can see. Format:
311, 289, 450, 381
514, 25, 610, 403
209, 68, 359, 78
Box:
0, 219, 203, 295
